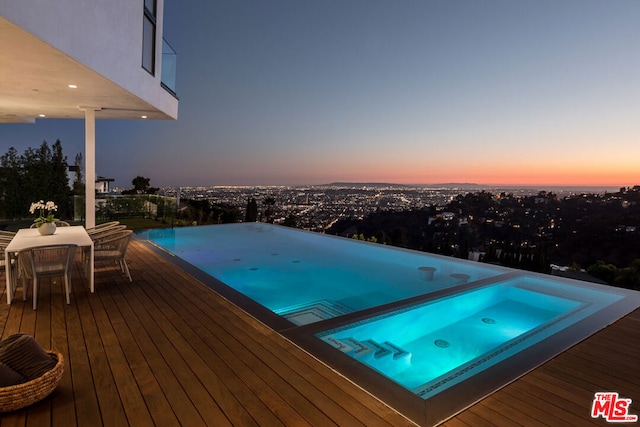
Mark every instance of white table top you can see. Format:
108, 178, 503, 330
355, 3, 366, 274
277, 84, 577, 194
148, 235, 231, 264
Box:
5, 225, 93, 252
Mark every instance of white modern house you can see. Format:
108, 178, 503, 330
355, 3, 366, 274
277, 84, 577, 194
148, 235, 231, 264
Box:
0, 0, 179, 227
96, 176, 115, 194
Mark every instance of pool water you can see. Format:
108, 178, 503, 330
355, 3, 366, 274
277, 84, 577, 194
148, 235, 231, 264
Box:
316, 276, 624, 398
138, 223, 640, 425
139, 223, 505, 322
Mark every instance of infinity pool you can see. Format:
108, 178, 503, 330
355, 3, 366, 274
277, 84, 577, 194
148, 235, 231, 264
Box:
138, 223, 640, 425
139, 223, 506, 322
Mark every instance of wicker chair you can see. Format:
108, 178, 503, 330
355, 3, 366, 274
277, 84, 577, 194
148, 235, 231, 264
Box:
0, 235, 18, 296
86, 220, 120, 231
0, 236, 15, 265
94, 230, 133, 282
18, 244, 77, 310
0, 237, 15, 278
83, 220, 119, 243
88, 225, 127, 244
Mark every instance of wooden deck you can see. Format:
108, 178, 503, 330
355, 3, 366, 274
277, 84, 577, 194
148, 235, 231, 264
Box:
0, 239, 638, 426
443, 307, 640, 427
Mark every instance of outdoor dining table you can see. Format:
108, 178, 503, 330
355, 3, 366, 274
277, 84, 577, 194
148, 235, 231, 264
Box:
4, 226, 94, 304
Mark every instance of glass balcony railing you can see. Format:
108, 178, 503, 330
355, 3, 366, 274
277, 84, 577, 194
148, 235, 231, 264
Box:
161, 38, 178, 97
73, 194, 178, 223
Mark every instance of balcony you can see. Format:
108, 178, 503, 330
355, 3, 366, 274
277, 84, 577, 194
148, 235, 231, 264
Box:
161, 38, 178, 97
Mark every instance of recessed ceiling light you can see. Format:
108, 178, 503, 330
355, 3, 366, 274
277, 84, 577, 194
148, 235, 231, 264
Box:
141, 115, 147, 119
68, 84, 77, 89
38, 114, 46, 117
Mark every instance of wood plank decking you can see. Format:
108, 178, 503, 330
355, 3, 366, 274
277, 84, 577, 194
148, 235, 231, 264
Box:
443, 307, 640, 427
0, 238, 638, 426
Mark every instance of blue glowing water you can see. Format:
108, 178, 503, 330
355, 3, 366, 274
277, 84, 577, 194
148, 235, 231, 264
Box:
139, 223, 505, 321
317, 277, 625, 397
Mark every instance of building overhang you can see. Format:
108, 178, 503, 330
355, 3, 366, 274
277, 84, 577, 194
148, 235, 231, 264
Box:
0, 16, 175, 123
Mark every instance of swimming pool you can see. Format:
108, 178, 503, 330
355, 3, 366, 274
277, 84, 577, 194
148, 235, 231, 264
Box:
316, 276, 623, 397
138, 223, 640, 425
139, 223, 507, 323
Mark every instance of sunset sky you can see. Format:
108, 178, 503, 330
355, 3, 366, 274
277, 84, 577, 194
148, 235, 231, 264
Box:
1, 1, 639, 188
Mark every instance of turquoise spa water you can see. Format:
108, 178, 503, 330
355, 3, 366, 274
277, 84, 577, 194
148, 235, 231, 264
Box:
139, 223, 640, 402
316, 276, 625, 398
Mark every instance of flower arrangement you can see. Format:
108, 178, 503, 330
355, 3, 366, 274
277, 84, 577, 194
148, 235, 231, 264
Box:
29, 200, 59, 227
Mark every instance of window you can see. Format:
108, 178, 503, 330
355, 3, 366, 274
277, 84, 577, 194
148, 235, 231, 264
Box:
144, 0, 156, 15
142, 0, 157, 74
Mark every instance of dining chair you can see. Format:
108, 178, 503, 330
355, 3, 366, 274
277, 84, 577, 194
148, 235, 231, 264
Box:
86, 221, 121, 240
18, 244, 77, 310
0, 235, 14, 252
94, 230, 133, 282
0, 237, 15, 273
88, 225, 127, 243
0, 233, 18, 299
86, 221, 120, 234
82, 224, 126, 273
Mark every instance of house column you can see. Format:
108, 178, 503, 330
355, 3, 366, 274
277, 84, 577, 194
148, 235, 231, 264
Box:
81, 106, 100, 229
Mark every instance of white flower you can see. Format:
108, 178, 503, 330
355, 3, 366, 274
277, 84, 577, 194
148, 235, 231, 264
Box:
29, 201, 45, 214
29, 200, 59, 226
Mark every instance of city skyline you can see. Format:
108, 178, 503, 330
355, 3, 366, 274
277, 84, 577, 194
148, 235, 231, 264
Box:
1, 1, 639, 188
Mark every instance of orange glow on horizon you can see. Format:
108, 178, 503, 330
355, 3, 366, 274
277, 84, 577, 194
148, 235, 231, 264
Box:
362, 163, 638, 188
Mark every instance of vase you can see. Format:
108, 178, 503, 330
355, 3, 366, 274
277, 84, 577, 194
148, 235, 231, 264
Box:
38, 222, 57, 236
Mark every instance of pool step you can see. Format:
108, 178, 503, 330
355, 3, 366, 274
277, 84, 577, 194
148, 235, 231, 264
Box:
360, 339, 392, 359
380, 341, 412, 364
323, 336, 411, 366
278, 300, 352, 325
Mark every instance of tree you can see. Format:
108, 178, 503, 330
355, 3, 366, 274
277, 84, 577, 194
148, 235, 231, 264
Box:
0, 140, 71, 219
71, 152, 84, 195
263, 196, 276, 223
613, 267, 640, 291
49, 140, 72, 218
245, 197, 258, 222
132, 176, 150, 193
0, 147, 23, 219
122, 176, 158, 195
283, 212, 297, 228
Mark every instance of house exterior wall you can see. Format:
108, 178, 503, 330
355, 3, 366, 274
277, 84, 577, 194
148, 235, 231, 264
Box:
0, 0, 177, 118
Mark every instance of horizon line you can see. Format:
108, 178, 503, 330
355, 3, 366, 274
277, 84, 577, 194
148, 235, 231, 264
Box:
126, 182, 634, 190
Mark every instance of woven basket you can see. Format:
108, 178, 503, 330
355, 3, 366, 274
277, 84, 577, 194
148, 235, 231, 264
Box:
0, 351, 64, 412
